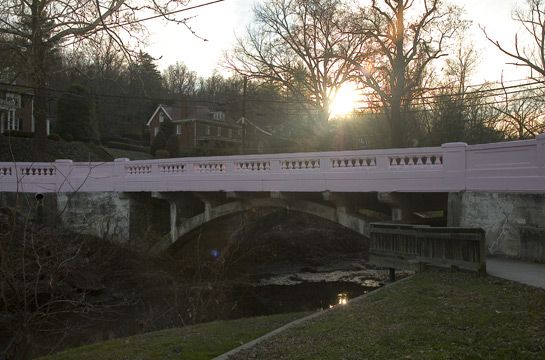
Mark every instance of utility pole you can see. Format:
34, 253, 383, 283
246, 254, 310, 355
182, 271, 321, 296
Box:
241, 76, 248, 154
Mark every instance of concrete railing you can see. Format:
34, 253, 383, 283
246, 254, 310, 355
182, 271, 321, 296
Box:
0, 134, 544, 193
369, 223, 486, 273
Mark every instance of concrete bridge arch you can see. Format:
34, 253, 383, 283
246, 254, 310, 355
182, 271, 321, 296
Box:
151, 195, 371, 254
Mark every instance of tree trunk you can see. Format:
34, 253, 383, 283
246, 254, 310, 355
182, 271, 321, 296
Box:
390, 1, 406, 148
30, 0, 48, 160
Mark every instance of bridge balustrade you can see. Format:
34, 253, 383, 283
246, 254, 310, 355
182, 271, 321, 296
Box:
0, 135, 544, 193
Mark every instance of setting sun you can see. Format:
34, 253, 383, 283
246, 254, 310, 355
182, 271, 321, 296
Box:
329, 82, 361, 119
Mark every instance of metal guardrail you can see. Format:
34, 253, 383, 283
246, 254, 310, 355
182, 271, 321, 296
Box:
369, 223, 486, 274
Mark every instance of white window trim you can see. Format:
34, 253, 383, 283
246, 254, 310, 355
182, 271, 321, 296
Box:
176, 124, 182, 135
154, 127, 159, 136
206, 125, 211, 136
6, 110, 19, 131
159, 112, 164, 123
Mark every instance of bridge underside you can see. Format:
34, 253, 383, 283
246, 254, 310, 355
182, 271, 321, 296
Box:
4, 189, 544, 262
147, 191, 449, 254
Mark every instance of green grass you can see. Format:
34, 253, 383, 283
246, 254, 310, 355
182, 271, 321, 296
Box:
40, 272, 545, 359
231, 271, 545, 359
39, 312, 309, 360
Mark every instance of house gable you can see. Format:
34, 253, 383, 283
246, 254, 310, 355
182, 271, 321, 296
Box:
146, 104, 173, 127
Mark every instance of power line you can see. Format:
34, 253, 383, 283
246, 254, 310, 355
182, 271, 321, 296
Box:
353, 79, 545, 105
1, 77, 545, 111
356, 91, 545, 113
103, 0, 226, 29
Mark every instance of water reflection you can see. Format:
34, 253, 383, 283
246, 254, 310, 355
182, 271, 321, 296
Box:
337, 293, 349, 305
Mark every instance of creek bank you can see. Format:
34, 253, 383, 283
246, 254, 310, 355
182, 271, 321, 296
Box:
3, 208, 380, 358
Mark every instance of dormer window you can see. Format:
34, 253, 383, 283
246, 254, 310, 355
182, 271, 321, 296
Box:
212, 111, 225, 121
6, 93, 21, 108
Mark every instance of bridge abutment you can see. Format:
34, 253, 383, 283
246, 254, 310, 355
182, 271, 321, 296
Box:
448, 192, 545, 262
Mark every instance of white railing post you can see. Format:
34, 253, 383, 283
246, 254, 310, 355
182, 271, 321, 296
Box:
537, 133, 545, 174
441, 142, 467, 191
270, 158, 281, 172
225, 160, 235, 173
322, 155, 332, 171
150, 161, 160, 176
114, 158, 129, 191
55, 159, 73, 192
376, 154, 389, 170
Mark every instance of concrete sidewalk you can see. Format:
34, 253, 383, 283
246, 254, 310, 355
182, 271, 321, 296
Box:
487, 257, 545, 289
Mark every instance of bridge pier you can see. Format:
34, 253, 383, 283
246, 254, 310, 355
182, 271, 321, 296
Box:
151, 192, 204, 244
195, 192, 226, 222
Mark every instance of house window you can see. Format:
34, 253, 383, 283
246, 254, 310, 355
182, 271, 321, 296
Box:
217, 127, 221, 136
159, 112, 164, 123
6, 93, 21, 108
6, 110, 19, 130
176, 124, 182, 135
228, 129, 232, 138
154, 127, 159, 136
206, 125, 211, 135
238, 129, 242, 136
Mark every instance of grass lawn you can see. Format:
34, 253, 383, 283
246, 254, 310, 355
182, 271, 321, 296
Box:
39, 271, 545, 360
232, 271, 545, 359
39, 312, 309, 360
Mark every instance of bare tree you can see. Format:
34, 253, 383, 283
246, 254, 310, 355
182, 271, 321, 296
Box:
484, 0, 545, 80
163, 61, 198, 96
443, 42, 479, 97
0, 0, 195, 159
493, 85, 545, 140
225, 0, 366, 123
355, 0, 465, 147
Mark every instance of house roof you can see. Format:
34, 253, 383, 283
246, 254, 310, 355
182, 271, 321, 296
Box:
146, 103, 230, 126
238, 117, 273, 136
0, 83, 34, 96
145, 104, 173, 126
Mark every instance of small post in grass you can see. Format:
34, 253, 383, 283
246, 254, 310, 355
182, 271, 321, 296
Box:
389, 267, 396, 282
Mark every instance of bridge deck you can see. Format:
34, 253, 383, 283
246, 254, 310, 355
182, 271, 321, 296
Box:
1, 136, 544, 193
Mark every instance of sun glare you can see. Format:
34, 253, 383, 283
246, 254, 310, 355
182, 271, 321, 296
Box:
329, 82, 360, 119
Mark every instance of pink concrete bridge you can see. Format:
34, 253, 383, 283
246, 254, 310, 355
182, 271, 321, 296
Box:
1, 135, 544, 261
1, 135, 544, 194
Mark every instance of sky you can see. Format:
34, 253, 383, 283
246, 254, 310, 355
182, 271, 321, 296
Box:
146, 0, 254, 76
145, 0, 531, 84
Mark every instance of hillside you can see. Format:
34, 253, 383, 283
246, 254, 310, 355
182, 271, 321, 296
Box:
0, 136, 152, 162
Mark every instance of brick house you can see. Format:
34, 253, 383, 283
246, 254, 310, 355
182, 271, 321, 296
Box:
0, 84, 54, 135
146, 104, 242, 155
